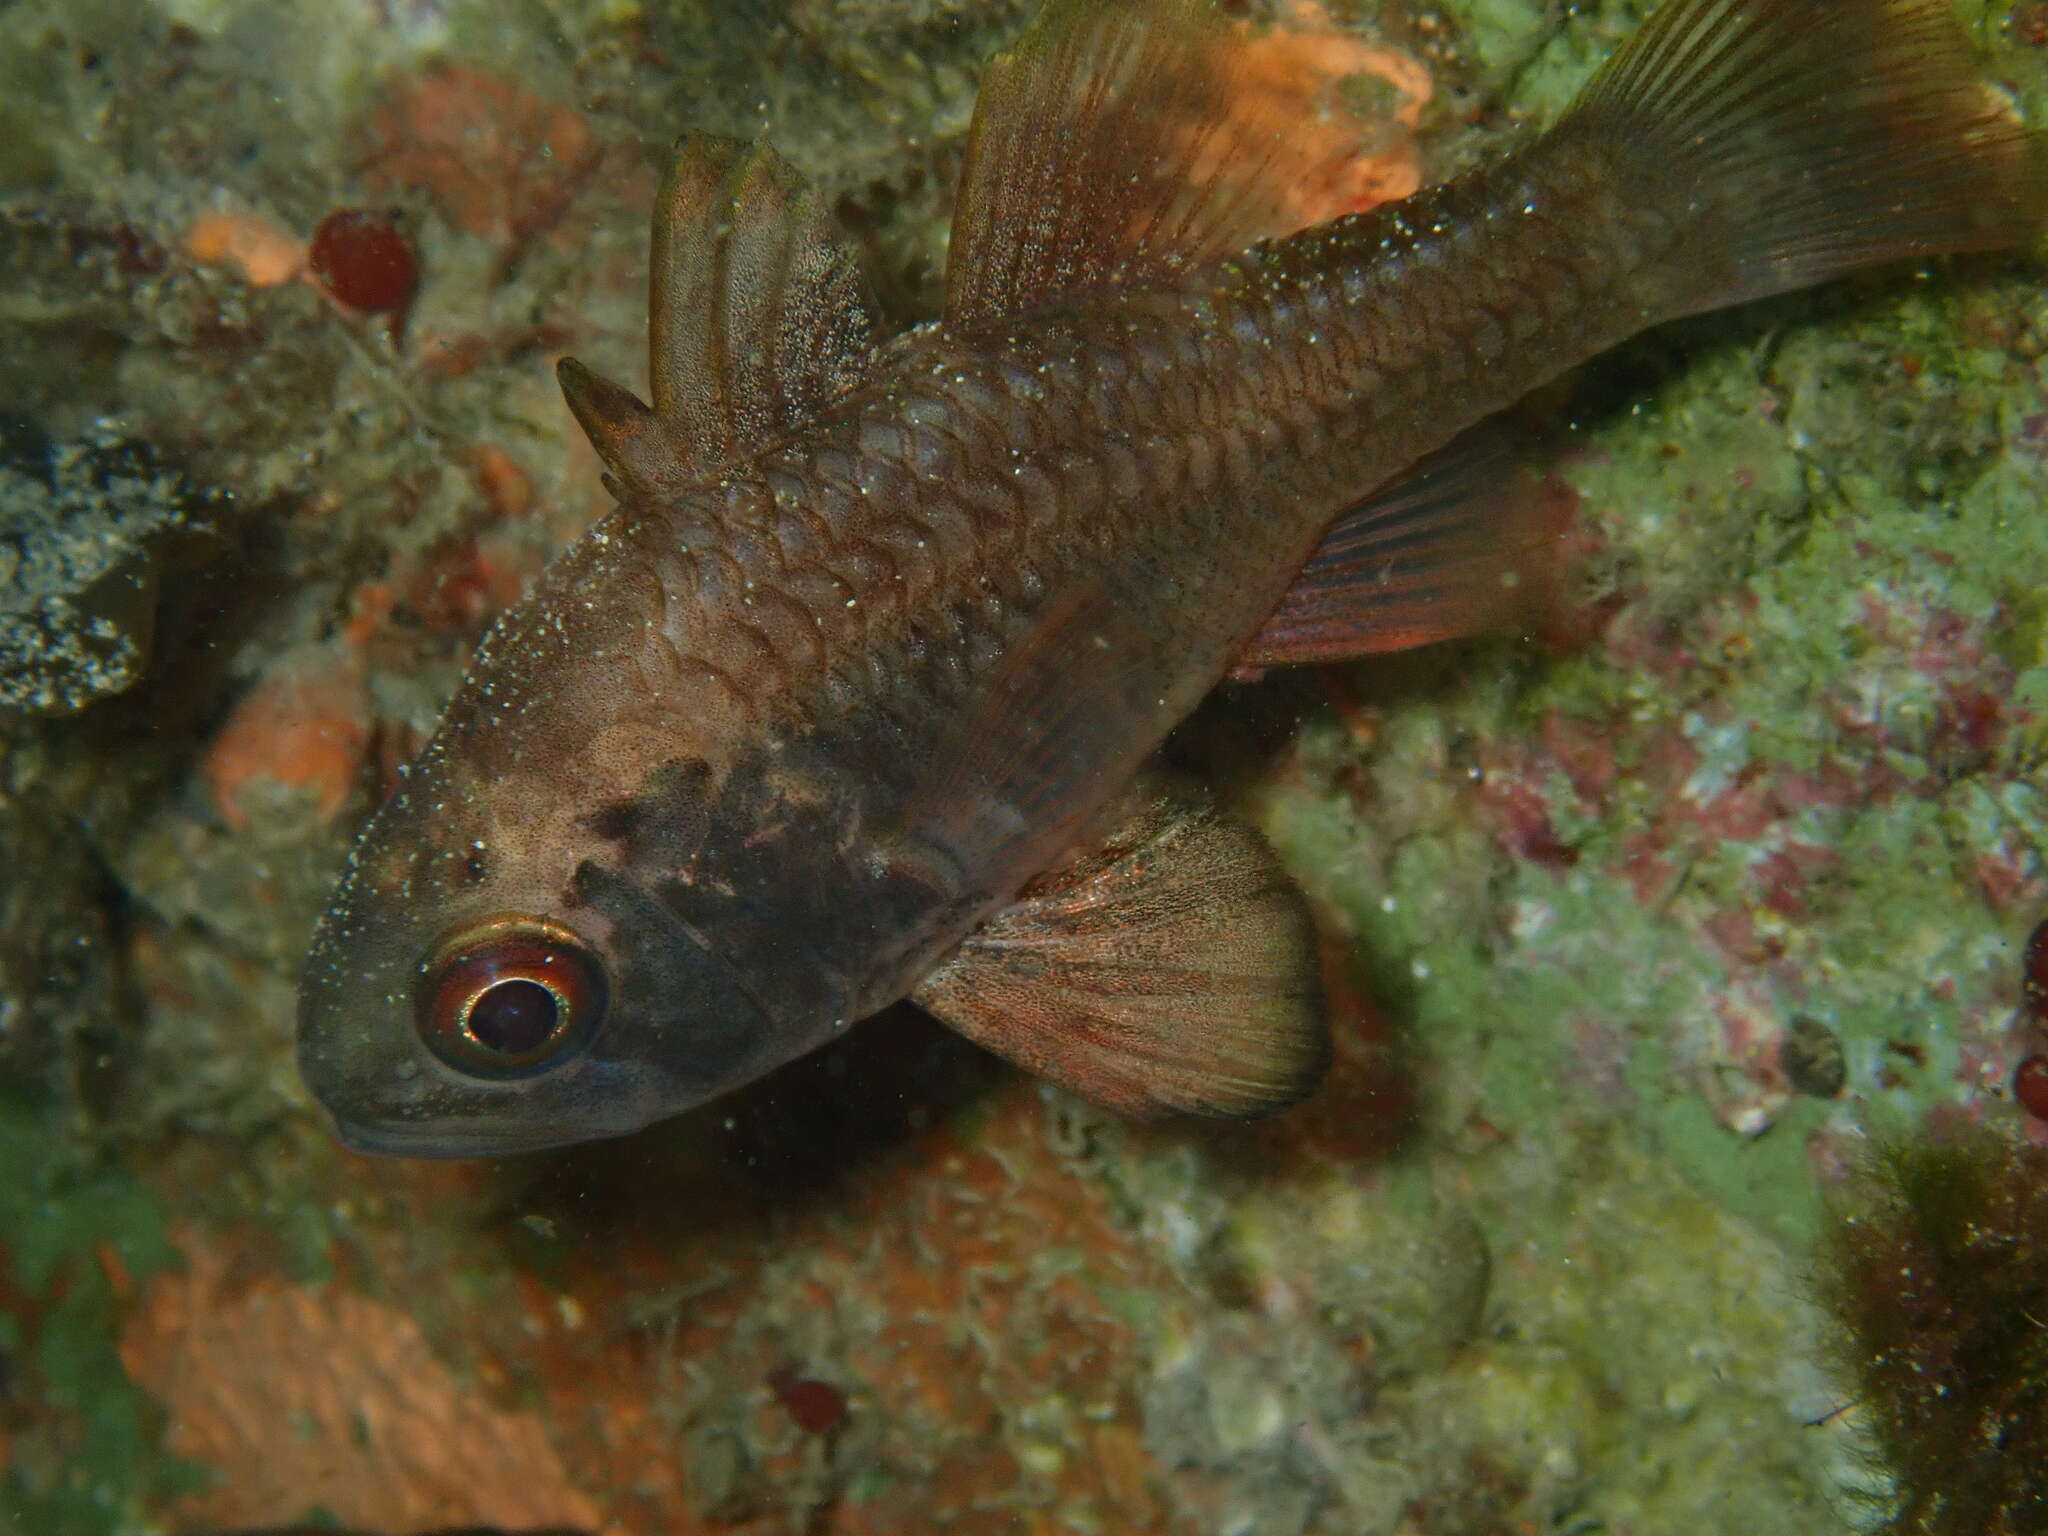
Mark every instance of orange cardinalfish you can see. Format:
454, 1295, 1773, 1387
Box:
299, 0, 2047, 1156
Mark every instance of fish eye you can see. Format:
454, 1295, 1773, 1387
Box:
416, 918, 608, 1079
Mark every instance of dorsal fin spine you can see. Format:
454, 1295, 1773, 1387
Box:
558, 135, 882, 497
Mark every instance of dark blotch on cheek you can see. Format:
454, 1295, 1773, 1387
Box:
571, 859, 781, 1089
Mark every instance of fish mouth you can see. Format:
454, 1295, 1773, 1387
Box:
328, 1112, 584, 1161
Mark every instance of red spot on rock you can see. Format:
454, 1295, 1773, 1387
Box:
364, 64, 600, 247
1931, 685, 2003, 763
1756, 841, 1840, 921
469, 443, 533, 520
1287, 942, 1417, 1164
64, 220, 168, 275
1620, 830, 1679, 906
2015, 1056, 2048, 1120
768, 1368, 847, 1434
407, 532, 531, 634
310, 209, 418, 315
204, 644, 370, 833
1479, 767, 1577, 869
1704, 907, 1775, 966
1976, 844, 2041, 912
1538, 710, 1619, 802
1690, 768, 1779, 842
1776, 759, 1867, 813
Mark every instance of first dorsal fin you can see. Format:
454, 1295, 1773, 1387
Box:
912, 775, 1330, 1121
945, 0, 1386, 330
559, 135, 880, 495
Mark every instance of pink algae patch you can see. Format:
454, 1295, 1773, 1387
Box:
1478, 753, 1578, 869
1228, 1, 1431, 222
185, 210, 307, 288
364, 63, 601, 242
204, 644, 369, 833
120, 1233, 605, 1534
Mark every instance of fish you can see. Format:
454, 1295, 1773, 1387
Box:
297, 0, 2048, 1156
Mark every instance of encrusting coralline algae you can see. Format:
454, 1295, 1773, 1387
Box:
1, 0, 2047, 1532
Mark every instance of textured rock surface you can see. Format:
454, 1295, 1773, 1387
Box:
0, 425, 203, 714
0, 0, 2045, 1533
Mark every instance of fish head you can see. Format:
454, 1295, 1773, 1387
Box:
297, 558, 807, 1158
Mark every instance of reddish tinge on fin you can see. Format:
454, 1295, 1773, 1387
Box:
559, 135, 879, 496
1563, 0, 2048, 320
946, 0, 1381, 330
1241, 424, 1554, 669
913, 778, 1329, 1120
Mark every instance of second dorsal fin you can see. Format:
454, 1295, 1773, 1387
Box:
945, 0, 1386, 331
559, 136, 880, 495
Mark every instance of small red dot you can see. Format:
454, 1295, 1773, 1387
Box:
2015, 1056, 2048, 1120
768, 1367, 848, 1434
309, 209, 418, 315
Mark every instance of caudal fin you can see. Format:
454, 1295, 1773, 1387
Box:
1560, 0, 2048, 315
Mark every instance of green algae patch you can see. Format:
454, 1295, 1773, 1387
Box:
0, 1087, 202, 1533
1645, 1091, 1829, 1247
1088, 1064, 1858, 1533
1258, 244, 2048, 1536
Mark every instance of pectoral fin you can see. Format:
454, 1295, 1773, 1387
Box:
560, 135, 880, 496
912, 779, 1329, 1120
896, 582, 1172, 899
1241, 425, 1557, 669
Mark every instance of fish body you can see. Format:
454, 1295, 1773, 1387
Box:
300, 0, 2048, 1156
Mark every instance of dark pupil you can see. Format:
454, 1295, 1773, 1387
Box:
467, 978, 560, 1054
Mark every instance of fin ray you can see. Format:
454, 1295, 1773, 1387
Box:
945, 0, 1387, 329
1564, 0, 2048, 315
653, 137, 879, 459
559, 135, 880, 492
1242, 426, 1555, 668
913, 777, 1330, 1120
556, 358, 695, 503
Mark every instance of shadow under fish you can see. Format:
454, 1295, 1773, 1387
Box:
298, 0, 2048, 1157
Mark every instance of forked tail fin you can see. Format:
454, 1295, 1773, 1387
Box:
1557, 0, 2048, 316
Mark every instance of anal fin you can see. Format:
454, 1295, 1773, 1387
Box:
1241, 425, 1557, 670
912, 777, 1330, 1121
